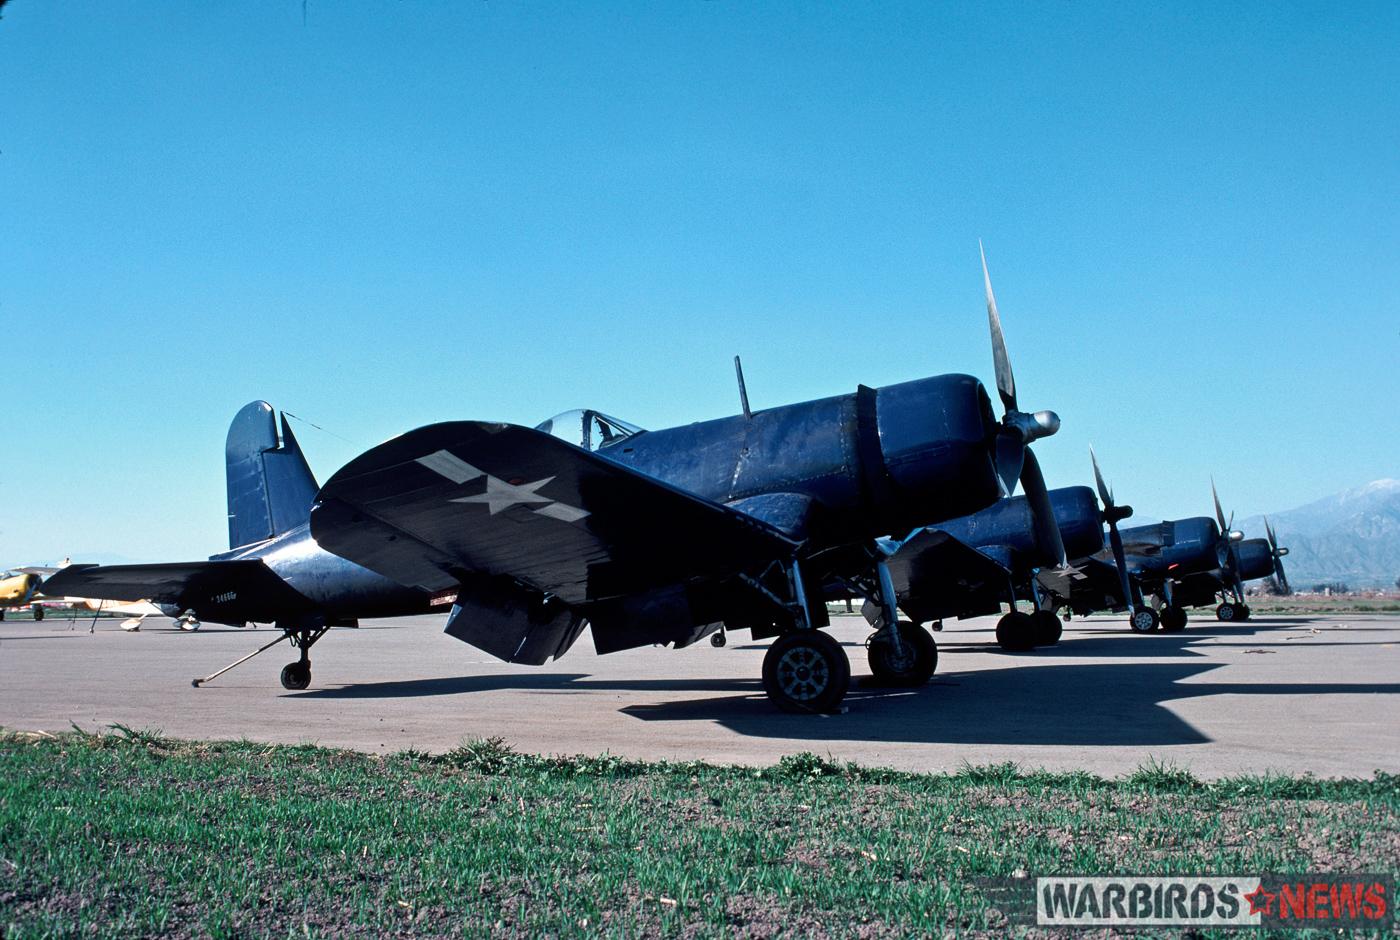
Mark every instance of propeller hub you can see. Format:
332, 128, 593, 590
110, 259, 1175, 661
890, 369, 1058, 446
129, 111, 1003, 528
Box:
1228, 530, 1244, 542
1104, 504, 1133, 525
1275, 547, 1289, 557
1003, 409, 1061, 444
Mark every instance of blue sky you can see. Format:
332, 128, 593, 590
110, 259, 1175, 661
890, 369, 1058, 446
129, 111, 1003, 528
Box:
1, 1, 1397, 564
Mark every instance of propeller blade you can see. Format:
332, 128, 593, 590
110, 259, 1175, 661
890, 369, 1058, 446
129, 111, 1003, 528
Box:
995, 432, 1025, 497
1211, 478, 1227, 533
1106, 516, 1136, 615
1264, 516, 1291, 594
1090, 445, 1113, 508
1019, 449, 1066, 568
980, 240, 1017, 413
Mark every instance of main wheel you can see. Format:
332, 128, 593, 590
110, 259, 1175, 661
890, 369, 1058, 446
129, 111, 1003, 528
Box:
280, 661, 311, 691
1129, 608, 1160, 633
33, 606, 44, 622
996, 611, 1036, 652
1215, 602, 1236, 622
1160, 606, 1188, 633
1236, 604, 1251, 621
762, 631, 850, 713
1030, 610, 1063, 646
867, 621, 938, 687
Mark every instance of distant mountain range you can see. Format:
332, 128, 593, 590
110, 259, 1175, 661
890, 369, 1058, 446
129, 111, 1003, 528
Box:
1236, 479, 1400, 590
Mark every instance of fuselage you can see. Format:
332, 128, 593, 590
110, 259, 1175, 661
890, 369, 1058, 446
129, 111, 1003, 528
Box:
599, 374, 1004, 547
0, 572, 40, 608
196, 373, 1008, 627
933, 485, 1104, 573
1232, 538, 1277, 582
201, 524, 433, 625
1102, 516, 1224, 583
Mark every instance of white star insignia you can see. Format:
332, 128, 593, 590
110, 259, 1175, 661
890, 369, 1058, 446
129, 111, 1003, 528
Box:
451, 476, 556, 515
416, 450, 590, 523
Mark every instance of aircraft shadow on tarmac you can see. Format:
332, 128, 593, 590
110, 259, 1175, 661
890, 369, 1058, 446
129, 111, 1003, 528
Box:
297, 642, 1400, 749
614, 662, 1400, 747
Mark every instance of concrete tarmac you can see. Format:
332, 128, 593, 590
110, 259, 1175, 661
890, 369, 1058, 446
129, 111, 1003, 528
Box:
1, 612, 1396, 779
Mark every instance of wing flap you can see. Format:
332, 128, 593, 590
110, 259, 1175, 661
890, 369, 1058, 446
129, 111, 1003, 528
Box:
885, 529, 1013, 624
1046, 556, 1131, 612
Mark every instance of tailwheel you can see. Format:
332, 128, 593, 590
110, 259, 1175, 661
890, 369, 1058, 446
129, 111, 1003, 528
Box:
1030, 609, 1062, 646
1160, 606, 1188, 633
280, 661, 311, 691
1215, 602, 1237, 622
763, 631, 850, 713
867, 620, 937, 687
710, 630, 727, 648
1129, 608, 1160, 633
995, 611, 1036, 652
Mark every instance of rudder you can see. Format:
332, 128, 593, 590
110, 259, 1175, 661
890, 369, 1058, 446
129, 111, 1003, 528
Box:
226, 401, 319, 549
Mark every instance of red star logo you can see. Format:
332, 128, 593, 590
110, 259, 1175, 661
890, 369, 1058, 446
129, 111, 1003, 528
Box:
1244, 884, 1275, 916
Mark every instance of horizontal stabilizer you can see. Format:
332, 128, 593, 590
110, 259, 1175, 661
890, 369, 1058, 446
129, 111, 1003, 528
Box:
39, 560, 312, 624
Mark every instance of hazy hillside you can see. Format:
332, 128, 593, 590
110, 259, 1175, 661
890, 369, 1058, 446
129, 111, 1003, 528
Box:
1237, 479, 1400, 590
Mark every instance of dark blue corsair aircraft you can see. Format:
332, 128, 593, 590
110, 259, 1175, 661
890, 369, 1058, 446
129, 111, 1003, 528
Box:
46, 253, 1073, 712
881, 449, 1137, 652
1046, 481, 1291, 633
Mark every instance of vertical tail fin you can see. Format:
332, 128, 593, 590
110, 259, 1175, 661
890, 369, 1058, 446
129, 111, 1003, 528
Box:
226, 401, 319, 549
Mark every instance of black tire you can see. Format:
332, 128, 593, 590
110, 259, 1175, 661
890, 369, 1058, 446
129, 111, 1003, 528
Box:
867, 621, 938, 687
710, 631, 727, 648
33, 606, 44, 622
1129, 608, 1160, 633
1216, 602, 1236, 622
762, 631, 850, 713
1160, 606, 1188, 633
996, 611, 1036, 652
1030, 610, 1063, 646
280, 661, 311, 691
1236, 604, 1251, 621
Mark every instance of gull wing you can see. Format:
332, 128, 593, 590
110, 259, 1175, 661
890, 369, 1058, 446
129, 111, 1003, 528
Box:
310, 421, 799, 606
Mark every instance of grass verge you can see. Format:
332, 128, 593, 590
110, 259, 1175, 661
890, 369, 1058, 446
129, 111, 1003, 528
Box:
2, 729, 1396, 937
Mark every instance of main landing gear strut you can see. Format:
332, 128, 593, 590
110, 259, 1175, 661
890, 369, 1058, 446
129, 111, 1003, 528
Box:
192, 622, 331, 690
755, 555, 938, 713
756, 561, 851, 713
860, 561, 938, 687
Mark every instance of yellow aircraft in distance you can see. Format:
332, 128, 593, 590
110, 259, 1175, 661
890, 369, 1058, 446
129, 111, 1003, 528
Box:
1, 560, 170, 631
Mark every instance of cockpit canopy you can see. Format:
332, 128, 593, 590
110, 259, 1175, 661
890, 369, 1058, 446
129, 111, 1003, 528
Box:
535, 409, 645, 452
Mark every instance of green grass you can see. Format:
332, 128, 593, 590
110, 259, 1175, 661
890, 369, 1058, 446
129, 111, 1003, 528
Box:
1, 730, 1396, 938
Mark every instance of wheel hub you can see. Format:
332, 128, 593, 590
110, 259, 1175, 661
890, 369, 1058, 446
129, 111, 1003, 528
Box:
777, 647, 829, 701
